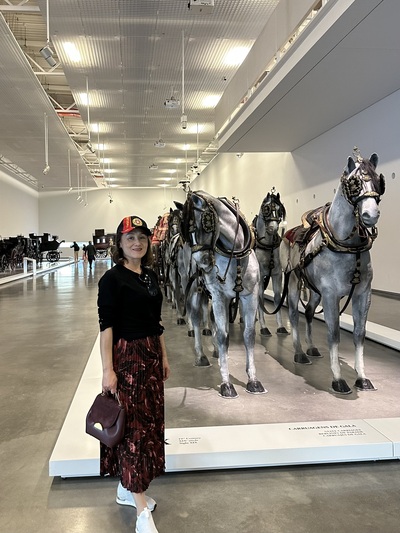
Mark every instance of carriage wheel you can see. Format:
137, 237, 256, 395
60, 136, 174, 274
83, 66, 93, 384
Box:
9, 250, 18, 270
96, 250, 107, 259
46, 251, 59, 262
0, 254, 7, 272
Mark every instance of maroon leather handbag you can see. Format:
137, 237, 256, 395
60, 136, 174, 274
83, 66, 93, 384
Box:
86, 392, 125, 447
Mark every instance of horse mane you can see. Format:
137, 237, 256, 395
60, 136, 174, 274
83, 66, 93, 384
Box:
181, 195, 193, 243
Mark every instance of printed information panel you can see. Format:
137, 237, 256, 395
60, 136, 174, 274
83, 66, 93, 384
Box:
165, 419, 396, 472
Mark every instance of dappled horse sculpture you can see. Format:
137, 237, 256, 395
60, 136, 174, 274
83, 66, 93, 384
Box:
182, 190, 266, 398
280, 151, 385, 394
253, 190, 289, 336
164, 207, 186, 325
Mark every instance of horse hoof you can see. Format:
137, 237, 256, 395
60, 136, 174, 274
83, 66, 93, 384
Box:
294, 353, 312, 364
194, 356, 211, 367
355, 378, 377, 391
276, 327, 289, 335
332, 379, 352, 394
260, 327, 272, 337
245, 380, 267, 395
177, 318, 186, 325
212, 350, 219, 359
306, 347, 323, 357
187, 330, 195, 337
219, 382, 238, 399
202, 328, 212, 336
172, 303, 176, 310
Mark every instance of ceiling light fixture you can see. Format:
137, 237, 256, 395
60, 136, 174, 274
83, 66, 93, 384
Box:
43, 113, 50, 174
149, 163, 158, 170
40, 0, 57, 68
67, 149, 73, 191
181, 31, 187, 130
63, 42, 81, 62
154, 139, 166, 148
164, 95, 180, 109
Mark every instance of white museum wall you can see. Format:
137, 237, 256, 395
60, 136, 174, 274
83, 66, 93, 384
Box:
38, 186, 186, 256
0, 171, 39, 237
3, 90, 399, 293
193, 89, 400, 294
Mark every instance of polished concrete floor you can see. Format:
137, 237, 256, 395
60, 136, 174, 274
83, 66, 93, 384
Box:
1, 260, 399, 533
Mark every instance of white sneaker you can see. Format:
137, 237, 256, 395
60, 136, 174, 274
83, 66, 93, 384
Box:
116, 482, 157, 511
135, 507, 159, 533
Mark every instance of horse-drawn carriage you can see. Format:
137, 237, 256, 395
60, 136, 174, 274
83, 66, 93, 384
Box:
0, 235, 26, 271
29, 233, 64, 263
92, 229, 116, 259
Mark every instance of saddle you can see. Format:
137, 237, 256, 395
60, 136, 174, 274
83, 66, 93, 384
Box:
284, 204, 328, 247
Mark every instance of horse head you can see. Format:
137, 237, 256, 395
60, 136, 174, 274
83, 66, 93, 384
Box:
341, 153, 385, 228
167, 207, 183, 239
257, 191, 286, 238
181, 191, 219, 272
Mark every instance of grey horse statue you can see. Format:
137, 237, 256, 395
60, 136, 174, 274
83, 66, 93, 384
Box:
280, 150, 385, 394
253, 189, 289, 336
182, 190, 266, 399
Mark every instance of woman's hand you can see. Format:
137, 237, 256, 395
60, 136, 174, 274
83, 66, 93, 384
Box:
102, 368, 118, 394
163, 358, 170, 381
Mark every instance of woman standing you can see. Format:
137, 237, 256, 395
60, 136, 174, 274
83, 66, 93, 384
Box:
98, 215, 170, 533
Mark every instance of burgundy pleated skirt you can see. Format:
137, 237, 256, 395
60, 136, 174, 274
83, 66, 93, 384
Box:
100, 335, 165, 493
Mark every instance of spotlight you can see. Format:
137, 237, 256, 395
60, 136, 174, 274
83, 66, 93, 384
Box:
109, 198, 113, 204
86, 142, 95, 153
40, 44, 57, 67
181, 114, 187, 130
43, 164, 50, 175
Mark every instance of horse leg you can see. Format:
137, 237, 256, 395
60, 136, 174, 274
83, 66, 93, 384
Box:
304, 290, 323, 358
171, 268, 186, 325
287, 274, 311, 364
241, 294, 266, 395
258, 276, 271, 337
211, 298, 237, 398
187, 288, 211, 367
201, 294, 212, 336
272, 269, 289, 335
322, 294, 351, 394
352, 288, 376, 391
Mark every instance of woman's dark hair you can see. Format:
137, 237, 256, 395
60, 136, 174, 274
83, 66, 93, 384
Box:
111, 230, 154, 266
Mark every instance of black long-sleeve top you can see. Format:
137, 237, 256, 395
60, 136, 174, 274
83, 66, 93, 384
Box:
97, 264, 163, 343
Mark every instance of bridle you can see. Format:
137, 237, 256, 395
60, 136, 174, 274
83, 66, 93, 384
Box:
255, 194, 285, 253
185, 192, 253, 292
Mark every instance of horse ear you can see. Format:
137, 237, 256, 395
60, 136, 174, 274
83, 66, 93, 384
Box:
347, 157, 356, 173
174, 201, 184, 211
369, 153, 378, 169
170, 207, 173, 214
379, 173, 386, 195
277, 193, 280, 201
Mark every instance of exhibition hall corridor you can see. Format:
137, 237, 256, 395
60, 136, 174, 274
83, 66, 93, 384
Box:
0, 260, 399, 533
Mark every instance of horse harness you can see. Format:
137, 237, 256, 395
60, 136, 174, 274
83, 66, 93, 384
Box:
184, 193, 255, 321
287, 159, 384, 313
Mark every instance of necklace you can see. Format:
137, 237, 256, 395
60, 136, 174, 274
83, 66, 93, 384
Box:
138, 270, 158, 296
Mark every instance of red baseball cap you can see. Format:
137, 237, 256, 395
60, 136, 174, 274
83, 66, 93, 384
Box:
117, 216, 151, 236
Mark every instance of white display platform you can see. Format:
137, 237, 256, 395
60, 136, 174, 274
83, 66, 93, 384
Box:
0, 258, 74, 285
49, 335, 400, 478
264, 289, 400, 351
